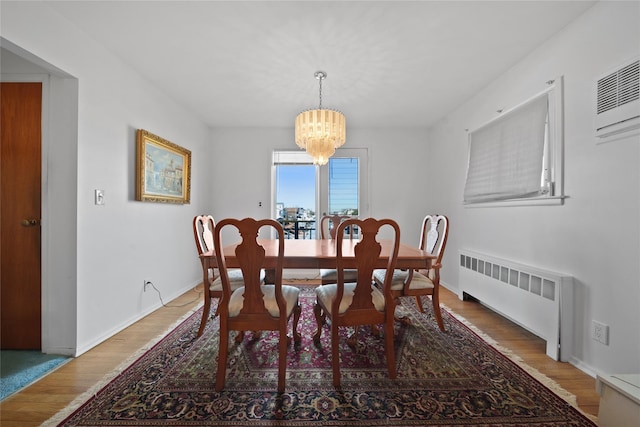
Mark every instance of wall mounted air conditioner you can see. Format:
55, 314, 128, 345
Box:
595, 57, 640, 138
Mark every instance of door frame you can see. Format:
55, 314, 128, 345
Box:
271, 148, 369, 279
2, 39, 79, 356
271, 148, 370, 231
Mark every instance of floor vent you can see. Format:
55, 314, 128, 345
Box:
458, 249, 574, 361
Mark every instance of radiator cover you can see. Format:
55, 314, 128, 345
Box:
458, 250, 574, 361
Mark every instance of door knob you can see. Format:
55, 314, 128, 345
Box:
21, 219, 40, 227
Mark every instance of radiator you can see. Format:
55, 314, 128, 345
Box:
458, 249, 574, 361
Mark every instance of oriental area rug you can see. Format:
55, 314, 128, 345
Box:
46, 288, 596, 426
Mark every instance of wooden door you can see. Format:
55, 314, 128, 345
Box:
1, 82, 42, 349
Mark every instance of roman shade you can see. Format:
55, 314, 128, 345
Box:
464, 93, 549, 203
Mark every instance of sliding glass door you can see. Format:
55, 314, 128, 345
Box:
273, 148, 368, 239
274, 154, 317, 239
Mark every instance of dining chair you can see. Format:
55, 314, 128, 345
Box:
319, 214, 358, 285
192, 215, 265, 337
373, 214, 449, 332
213, 217, 301, 392
312, 217, 401, 387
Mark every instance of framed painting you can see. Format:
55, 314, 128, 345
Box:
135, 129, 191, 204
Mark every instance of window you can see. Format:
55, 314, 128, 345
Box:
327, 158, 359, 216
463, 77, 564, 206
273, 151, 316, 239
273, 149, 368, 238
318, 148, 368, 219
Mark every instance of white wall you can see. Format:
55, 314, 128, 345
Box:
1, 2, 430, 357
428, 1, 640, 376
209, 127, 430, 245
1, 2, 213, 355
4, 1, 637, 379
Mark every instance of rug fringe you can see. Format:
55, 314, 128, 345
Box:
41, 303, 203, 427
440, 303, 599, 424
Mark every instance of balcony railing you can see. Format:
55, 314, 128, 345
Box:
278, 218, 360, 240
279, 219, 316, 239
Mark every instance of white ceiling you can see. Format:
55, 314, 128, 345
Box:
44, 0, 596, 129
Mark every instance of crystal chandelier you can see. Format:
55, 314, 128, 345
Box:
295, 71, 346, 165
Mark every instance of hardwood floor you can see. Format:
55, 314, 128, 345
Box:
439, 288, 601, 419
0, 283, 600, 426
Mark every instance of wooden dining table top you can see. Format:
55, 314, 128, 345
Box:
200, 238, 434, 270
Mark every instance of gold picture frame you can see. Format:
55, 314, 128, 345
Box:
136, 129, 191, 204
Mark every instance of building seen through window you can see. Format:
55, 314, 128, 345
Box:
275, 157, 359, 239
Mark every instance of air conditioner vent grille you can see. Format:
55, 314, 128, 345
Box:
597, 60, 639, 114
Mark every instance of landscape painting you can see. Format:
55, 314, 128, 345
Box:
135, 129, 191, 204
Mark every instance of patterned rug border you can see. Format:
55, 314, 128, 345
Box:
42, 298, 598, 426
437, 303, 598, 424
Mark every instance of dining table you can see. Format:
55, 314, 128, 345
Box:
199, 238, 434, 284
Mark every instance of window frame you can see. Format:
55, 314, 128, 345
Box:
463, 77, 565, 207
271, 148, 369, 235
318, 148, 368, 218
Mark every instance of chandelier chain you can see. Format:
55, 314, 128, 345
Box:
318, 75, 323, 110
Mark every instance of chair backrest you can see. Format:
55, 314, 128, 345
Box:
418, 214, 449, 264
320, 214, 353, 240
193, 215, 215, 255
213, 217, 286, 319
334, 217, 401, 314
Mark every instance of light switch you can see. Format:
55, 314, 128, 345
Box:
95, 189, 105, 205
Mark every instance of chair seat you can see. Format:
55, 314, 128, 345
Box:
373, 269, 434, 291
210, 269, 264, 291
315, 282, 385, 315
228, 284, 300, 318
319, 268, 359, 282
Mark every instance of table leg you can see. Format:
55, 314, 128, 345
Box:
264, 268, 276, 285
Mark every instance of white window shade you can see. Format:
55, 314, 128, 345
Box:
464, 94, 549, 204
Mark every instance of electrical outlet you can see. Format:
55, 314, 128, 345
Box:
592, 320, 609, 345
143, 280, 152, 292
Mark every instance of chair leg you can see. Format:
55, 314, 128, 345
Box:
432, 290, 445, 332
197, 297, 211, 338
292, 302, 302, 345
415, 295, 425, 312
312, 303, 324, 344
215, 328, 229, 392
384, 320, 397, 379
278, 325, 288, 393
394, 297, 412, 326
347, 327, 358, 349
318, 282, 329, 325
346, 325, 378, 348
331, 325, 341, 388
